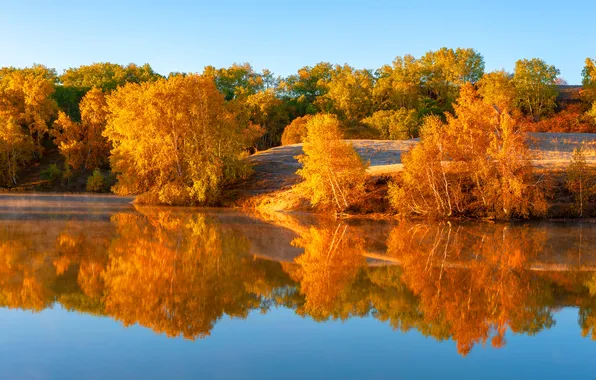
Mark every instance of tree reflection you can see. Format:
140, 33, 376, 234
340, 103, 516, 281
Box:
386, 222, 556, 355
0, 214, 595, 356
290, 222, 367, 320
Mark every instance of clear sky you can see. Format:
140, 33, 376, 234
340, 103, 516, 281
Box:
1, 0, 594, 84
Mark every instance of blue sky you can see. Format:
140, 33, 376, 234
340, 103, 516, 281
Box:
1, 0, 594, 84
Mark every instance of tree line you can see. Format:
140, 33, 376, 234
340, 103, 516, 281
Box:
2, 49, 596, 207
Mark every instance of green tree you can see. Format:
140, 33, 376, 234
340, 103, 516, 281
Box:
319, 64, 374, 124
361, 108, 419, 139
513, 58, 559, 121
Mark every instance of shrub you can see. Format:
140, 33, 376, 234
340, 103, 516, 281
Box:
281, 115, 313, 145
86, 169, 105, 192
40, 164, 62, 183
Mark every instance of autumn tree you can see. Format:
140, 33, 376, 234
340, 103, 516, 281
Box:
281, 114, 313, 145
477, 70, 517, 113
53, 88, 110, 171
318, 65, 374, 124
419, 47, 485, 111
389, 84, 546, 219
104, 74, 253, 205
513, 58, 559, 121
0, 65, 57, 185
361, 108, 419, 139
566, 146, 596, 217
296, 114, 368, 212
582, 58, 596, 105
56, 62, 160, 120
242, 89, 287, 149
373, 55, 422, 111
281, 62, 334, 116
203, 63, 265, 101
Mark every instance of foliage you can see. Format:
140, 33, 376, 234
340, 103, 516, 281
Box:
566, 146, 596, 217
86, 169, 105, 192
524, 104, 596, 133
57, 63, 160, 120
53, 88, 110, 170
319, 65, 374, 124
419, 47, 485, 111
514, 58, 560, 121
280, 62, 334, 115
477, 70, 517, 113
373, 55, 423, 111
296, 114, 368, 212
281, 114, 313, 145
361, 108, 420, 139
60, 62, 160, 93
203, 63, 268, 101
582, 58, 596, 104
104, 74, 252, 205
0, 65, 57, 185
40, 164, 62, 184
389, 84, 546, 219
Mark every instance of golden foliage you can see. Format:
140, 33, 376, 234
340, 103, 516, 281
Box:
477, 70, 517, 113
281, 114, 313, 145
296, 114, 368, 212
53, 88, 110, 170
104, 75, 252, 205
390, 84, 546, 219
0, 65, 56, 185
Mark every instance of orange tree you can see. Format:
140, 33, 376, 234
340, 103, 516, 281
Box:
296, 114, 368, 212
104, 74, 253, 205
389, 84, 546, 219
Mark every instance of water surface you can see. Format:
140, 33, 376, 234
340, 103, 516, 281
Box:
1, 194, 596, 379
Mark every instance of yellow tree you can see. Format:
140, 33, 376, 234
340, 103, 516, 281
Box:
0, 65, 56, 185
373, 55, 422, 111
104, 74, 252, 205
296, 114, 368, 212
281, 115, 313, 145
319, 65, 374, 124
53, 88, 110, 170
389, 84, 546, 219
566, 146, 596, 217
477, 70, 517, 113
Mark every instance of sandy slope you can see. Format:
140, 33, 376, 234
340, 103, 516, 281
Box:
242, 133, 596, 195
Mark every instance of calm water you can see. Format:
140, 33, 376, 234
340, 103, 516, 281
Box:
1, 194, 596, 379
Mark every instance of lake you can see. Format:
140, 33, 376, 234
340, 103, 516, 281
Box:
1, 194, 596, 379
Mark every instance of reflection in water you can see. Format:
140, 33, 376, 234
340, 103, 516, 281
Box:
1, 203, 596, 356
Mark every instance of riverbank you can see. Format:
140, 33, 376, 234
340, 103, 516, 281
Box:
230, 132, 596, 218
3, 132, 596, 219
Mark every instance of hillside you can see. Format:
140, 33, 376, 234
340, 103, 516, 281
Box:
237, 132, 596, 197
